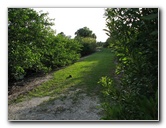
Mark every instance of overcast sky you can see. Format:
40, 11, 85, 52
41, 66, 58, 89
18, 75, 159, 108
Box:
34, 8, 108, 42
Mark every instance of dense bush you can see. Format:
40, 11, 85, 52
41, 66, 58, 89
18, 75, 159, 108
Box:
75, 27, 97, 56
8, 8, 82, 82
42, 35, 82, 68
99, 8, 158, 120
103, 38, 111, 48
76, 37, 96, 56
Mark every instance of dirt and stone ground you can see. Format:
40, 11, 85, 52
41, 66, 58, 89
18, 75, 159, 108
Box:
8, 73, 103, 120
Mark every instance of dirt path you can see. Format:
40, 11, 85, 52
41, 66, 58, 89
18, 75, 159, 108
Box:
8, 73, 53, 101
8, 54, 104, 120
8, 88, 102, 120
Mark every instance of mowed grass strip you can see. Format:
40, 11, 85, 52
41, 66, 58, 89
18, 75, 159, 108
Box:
17, 48, 115, 100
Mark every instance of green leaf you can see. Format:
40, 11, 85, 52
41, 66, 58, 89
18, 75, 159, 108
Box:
141, 13, 158, 20
150, 30, 158, 35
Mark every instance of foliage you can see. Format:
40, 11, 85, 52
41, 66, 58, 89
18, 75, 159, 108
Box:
96, 41, 104, 48
75, 26, 96, 39
12, 49, 115, 103
8, 8, 81, 82
77, 37, 97, 56
75, 27, 97, 56
36, 34, 81, 70
99, 8, 158, 120
103, 37, 112, 48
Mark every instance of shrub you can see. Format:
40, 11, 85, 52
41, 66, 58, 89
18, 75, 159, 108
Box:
98, 8, 158, 120
75, 37, 96, 56
8, 8, 82, 82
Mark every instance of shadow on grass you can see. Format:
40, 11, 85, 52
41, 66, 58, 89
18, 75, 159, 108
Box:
76, 48, 115, 94
28, 48, 115, 97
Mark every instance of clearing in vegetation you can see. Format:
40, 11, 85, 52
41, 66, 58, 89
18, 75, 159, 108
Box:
8, 48, 115, 120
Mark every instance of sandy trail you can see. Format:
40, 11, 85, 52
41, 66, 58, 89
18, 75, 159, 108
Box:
8, 88, 102, 120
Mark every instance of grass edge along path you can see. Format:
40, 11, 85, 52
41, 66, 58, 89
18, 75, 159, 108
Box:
11, 48, 115, 103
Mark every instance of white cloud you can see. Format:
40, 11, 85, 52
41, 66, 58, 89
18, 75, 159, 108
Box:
34, 8, 108, 42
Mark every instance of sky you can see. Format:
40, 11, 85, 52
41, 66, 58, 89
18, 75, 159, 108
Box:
34, 8, 108, 42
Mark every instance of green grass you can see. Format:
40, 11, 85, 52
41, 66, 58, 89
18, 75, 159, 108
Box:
11, 48, 115, 102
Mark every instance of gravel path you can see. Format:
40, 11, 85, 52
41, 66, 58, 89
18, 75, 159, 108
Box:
8, 89, 102, 120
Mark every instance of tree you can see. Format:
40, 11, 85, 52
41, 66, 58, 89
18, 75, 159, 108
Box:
8, 8, 55, 81
99, 8, 158, 120
75, 26, 96, 39
57, 32, 66, 37
103, 37, 112, 48
8, 8, 82, 82
74, 27, 97, 56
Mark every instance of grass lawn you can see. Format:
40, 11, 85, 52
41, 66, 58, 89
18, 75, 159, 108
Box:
14, 48, 115, 102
